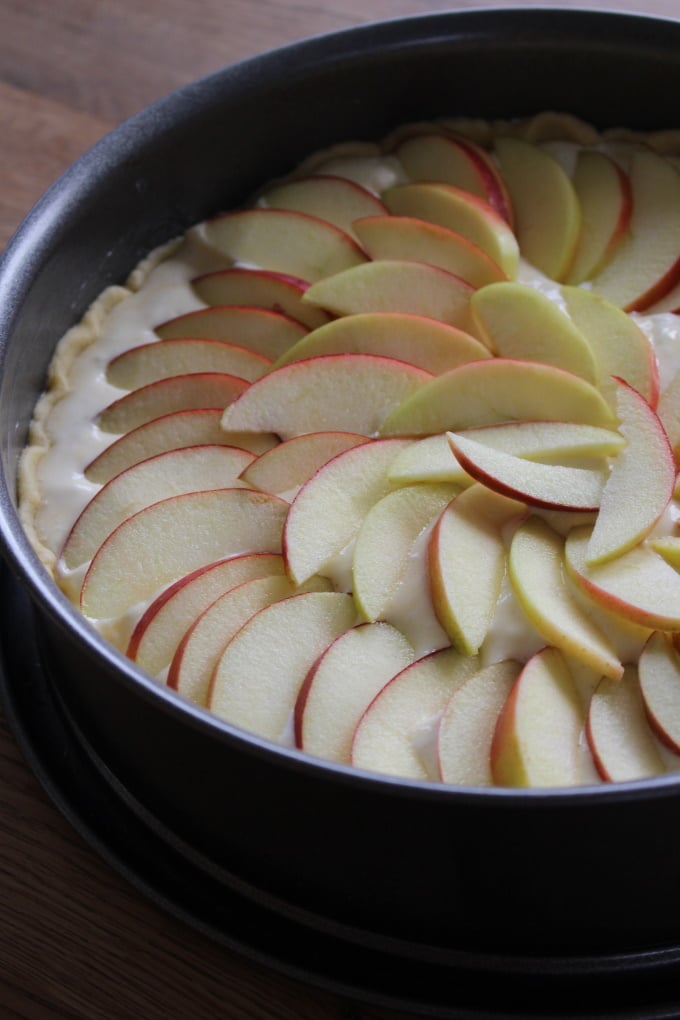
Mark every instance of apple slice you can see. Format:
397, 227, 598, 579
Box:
272, 311, 491, 376
638, 631, 680, 754
352, 482, 459, 623
429, 484, 524, 655
61, 445, 255, 569
106, 338, 271, 388
352, 215, 507, 289
220, 354, 431, 439
388, 434, 473, 487
446, 431, 607, 510
509, 517, 623, 679
584, 379, 675, 566
197, 208, 367, 282
658, 371, 680, 461
154, 306, 308, 360
494, 137, 581, 281
302, 259, 475, 329
589, 150, 680, 311
470, 282, 598, 383
84, 409, 277, 485
561, 286, 659, 406
490, 646, 587, 788
208, 591, 357, 742
565, 150, 632, 284
437, 660, 520, 786
239, 431, 371, 498
382, 182, 519, 278
191, 267, 331, 329
565, 526, 680, 631
380, 359, 615, 436
283, 437, 412, 586
78, 488, 289, 620
587, 667, 665, 782
261, 174, 387, 237
294, 622, 414, 763
351, 647, 482, 780
128, 552, 286, 677
170, 572, 332, 707
97, 373, 249, 434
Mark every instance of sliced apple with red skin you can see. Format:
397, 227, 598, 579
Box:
84, 409, 277, 485
446, 431, 607, 511
294, 622, 414, 763
380, 359, 615, 437
107, 338, 271, 388
352, 482, 459, 624
351, 647, 482, 780
261, 174, 387, 238
470, 282, 599, 383
272, 311, 491, 376
239, 431, 371, 498
61, 445, 255, 570
584, 379, 675, 566
429, 484, 524, 655
191, 267, 330, 329
638, 631, 680, 755
565, 526, 680, 631
566, 150, 633, 284
657, 371, 680, 461
208, 591, 357, 742
154, 306, 308, 360
97, 373, 249, 434
220, 354, 431, 440
352, 215, 507, 289
78, 488, 289, 621
437, 660, 520, 786
589, 150, 680, 312
302, 259, 475, 330
283, 437, 413, 586
494, 137, 581, 281
509, 517, 623, 680
197, 208, 367, 282
561, 286, 659, 407
382, 182, 519, 279
587, 667, 665, 783
643, 279, 680, 316
490, 646, 587, 788
128, 552, 286, 677
170, 572, 332, 707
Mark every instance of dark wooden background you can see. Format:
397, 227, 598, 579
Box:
1, 2, 677, 1017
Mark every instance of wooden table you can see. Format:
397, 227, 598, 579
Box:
1, 2, 679, 1017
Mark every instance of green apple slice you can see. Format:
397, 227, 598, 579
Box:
302, 259, 475, 329
380, 358, 616, 436
394, 132, 504, 207
283, 437, 412, 586
107, 338, 271, 388
272, 311, 491, 375
198, 208, 367, 282
490, 646, 587, 788
128, 552, 286, 677
261, 174, 387, 237
154, 305, 309, 359
220, 354, 431, 439
79, 488, 289, 619
97, 373, 249, 434
295, 622, 414, 763
509, 517, 622, 679
638, 631, 680, 754
84, 409, 277, 485
239, 431, 371, 497
437, 660, 520, 786
566, 150, 632, 284
208, 591, 357, 741
352, 483, 459, 623
191, 267, 331, 329
494, 137, 581, 281
61, 445, 255, 569
470, 282, 598, 383
429, 484, 524, 655
587, 667, 665, 782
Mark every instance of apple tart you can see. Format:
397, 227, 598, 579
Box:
18, 111, 680, 789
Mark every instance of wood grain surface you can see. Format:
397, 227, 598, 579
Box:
1, 2, 679, 1018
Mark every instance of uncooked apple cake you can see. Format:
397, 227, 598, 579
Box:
18, 111, 680, 788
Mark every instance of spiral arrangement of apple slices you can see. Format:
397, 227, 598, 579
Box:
49, 118, 680, 789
